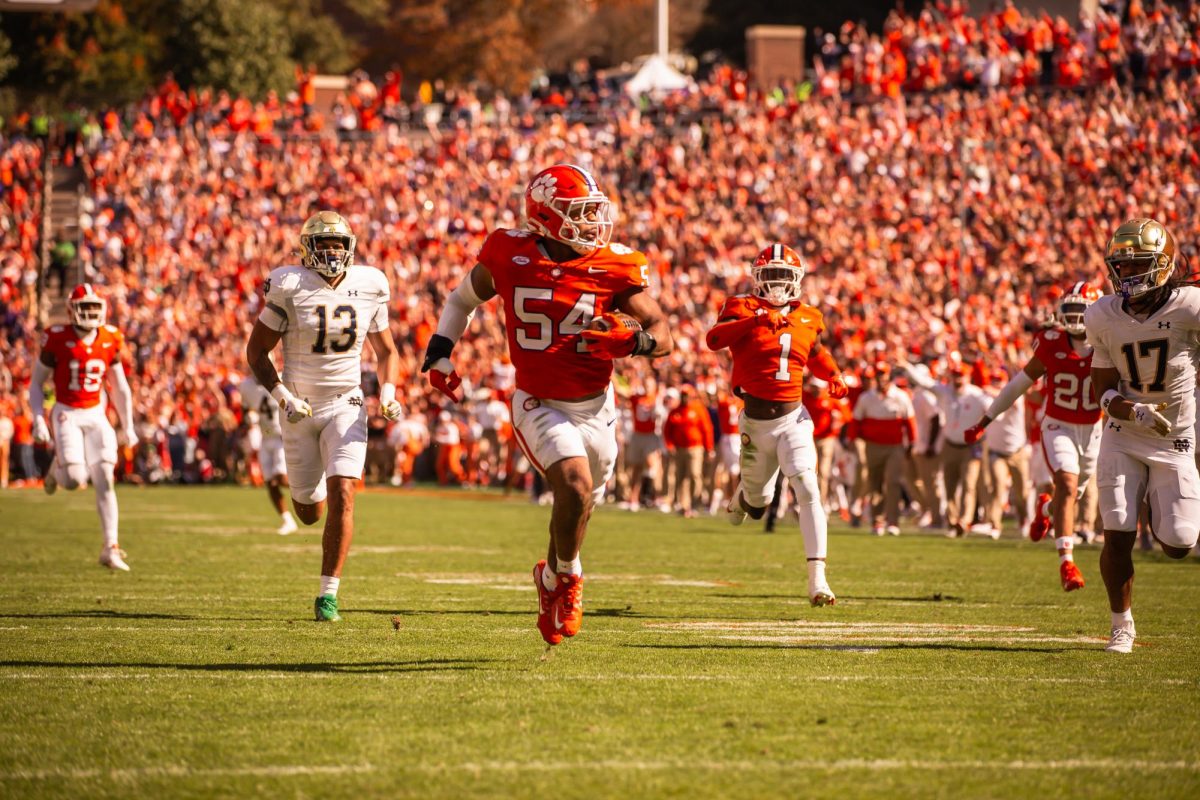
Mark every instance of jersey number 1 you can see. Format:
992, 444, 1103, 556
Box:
774, 333, 792, 381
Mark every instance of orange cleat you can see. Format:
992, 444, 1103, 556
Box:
554, 572, 585, 638
1060, 560, 1085, 592
1028, 492, 1053, 542
533, 561, 563, 646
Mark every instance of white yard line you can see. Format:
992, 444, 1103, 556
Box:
3, 759, 1197, 781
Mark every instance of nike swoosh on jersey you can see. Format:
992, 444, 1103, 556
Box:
587, 266, 605, 274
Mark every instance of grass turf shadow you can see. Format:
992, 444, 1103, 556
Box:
0, 658, 498, 674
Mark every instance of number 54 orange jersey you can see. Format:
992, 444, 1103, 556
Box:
713, 295, 824, 402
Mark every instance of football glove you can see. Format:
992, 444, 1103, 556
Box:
32, 415, 50, 444
380, 383, 403, 421
421, 335, 463, 403
271, 384, 312, 424
827, 375, 849, 400
963, 422, 988, 445
1130, 402, 1170, 437
580, 327, 638, 359
117, 427, 139, 449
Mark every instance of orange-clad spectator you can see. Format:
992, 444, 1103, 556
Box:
388, 411, 429, 487
434, 410, 466, 485
663, 385, 714, 517
12, 397, 36, 482
296, 64, 317, 117
850, 364, 915, 535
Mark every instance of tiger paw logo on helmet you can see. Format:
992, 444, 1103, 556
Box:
528, 174, 559, 204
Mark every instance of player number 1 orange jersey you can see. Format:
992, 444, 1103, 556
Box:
719, 295, 824, 403
478, 228, 649, 400
40, 324, 125, 409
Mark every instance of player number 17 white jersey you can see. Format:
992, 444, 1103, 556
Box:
1085, 286, 1200, 441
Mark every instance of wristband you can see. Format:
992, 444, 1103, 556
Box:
270, 384, 296, 406
421, 334, 455, 372
1100, 389, 1122, 413
631, 330, 657, 357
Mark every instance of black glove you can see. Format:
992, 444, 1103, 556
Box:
421, 334, 455, 373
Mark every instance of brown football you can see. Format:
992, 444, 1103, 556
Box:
586, 311, 642, 332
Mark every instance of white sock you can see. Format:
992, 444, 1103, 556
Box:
1041, 498, 1052, 518
556, 556, 582, 576
319, 575, 340, 597
807, 559, 827, 586
790, 473, 827, 559
281, 511, 295, 524
90, 464, 119, 548
1056, 536, 1074, 562
541, 563, 557, 591
1112, 608, 1134, 631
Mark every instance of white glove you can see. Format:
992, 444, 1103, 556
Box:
271, 384, 312, 424
117, 427, 139, 449
1130, 402, 1171, 437
32, 415, 50, 444
379, 382, 403, 422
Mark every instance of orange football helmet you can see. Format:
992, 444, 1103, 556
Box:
1056, 281, 1102, 335
68, 283, 106, 331
524, 164, 613, 254
752, 244, 806, 306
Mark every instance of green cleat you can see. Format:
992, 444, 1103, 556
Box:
314, 594, 340, 622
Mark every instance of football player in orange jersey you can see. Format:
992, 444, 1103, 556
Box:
705, 244, 848, 606
963, 282, 1103, 592
28, 284, 138, 570
421, 164, 673, 646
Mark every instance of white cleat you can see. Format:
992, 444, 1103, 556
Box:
885, 525, 901, 536
809, 582, 837, 607
99, 545, 130, 572
277, 516, 299, 536
1105, 627, 1135, 653
725, 491, 748, 526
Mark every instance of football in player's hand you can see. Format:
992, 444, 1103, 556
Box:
586, 311, 642, 333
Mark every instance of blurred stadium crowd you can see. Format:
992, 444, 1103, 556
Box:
1, 1, 1199, 536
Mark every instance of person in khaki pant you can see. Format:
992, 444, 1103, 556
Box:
983, 396, 1030, 536
803, 378, 850, 514
908, 371, 945, 528
850, 364, 915, 535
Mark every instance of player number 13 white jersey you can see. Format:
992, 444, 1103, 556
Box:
259, 264, 390, 398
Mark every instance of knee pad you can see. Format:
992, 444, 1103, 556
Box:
62, 463, 90, 490
788, 469, 821, 506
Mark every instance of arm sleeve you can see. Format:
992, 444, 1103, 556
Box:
258, 273, 291, 332
108, 363, 135, 431
435, 276, 485, 343
809, 346, 841, 380
984, 371, 1035, 420
30, 360, 51, 417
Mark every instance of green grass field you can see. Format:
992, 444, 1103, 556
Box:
1, 486, 1199, 799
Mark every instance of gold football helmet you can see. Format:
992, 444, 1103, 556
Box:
299, 211, 356, 278
1104, 218, 1176, 299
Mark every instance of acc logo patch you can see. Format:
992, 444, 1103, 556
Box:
1055, 352, 1066, 359
512, 256, 530, 265
523, 397, 541, 412
550, 267, 563, 278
